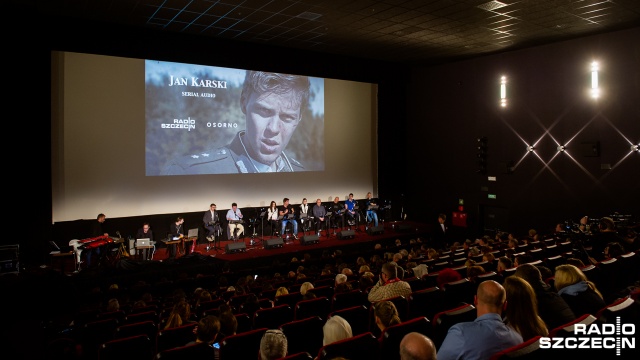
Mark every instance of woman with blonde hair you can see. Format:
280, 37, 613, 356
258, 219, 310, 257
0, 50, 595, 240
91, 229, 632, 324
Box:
300, 281, 316, 300
322, 315, 353, 346
275, 286, 289, 298
503, 276, 548, 341
554, 264, 606, 317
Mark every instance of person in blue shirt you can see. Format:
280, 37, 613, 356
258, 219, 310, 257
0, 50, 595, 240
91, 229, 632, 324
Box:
344, 193, 358, 229
437, 280, 523, 360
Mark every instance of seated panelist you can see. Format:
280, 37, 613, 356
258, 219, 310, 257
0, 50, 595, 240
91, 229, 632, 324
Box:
226, 202, 244, 241
280, 197, 299, 239
312, 198, 328, 237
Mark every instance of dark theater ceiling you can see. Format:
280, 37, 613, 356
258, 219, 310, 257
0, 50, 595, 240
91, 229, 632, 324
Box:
32, 0, 640, 64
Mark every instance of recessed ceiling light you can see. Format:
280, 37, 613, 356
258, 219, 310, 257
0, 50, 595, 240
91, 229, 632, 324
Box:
477, 1, 508, 11
297, 12, 322, 21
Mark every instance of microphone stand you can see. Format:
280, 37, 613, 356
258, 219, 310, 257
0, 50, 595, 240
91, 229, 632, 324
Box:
259, 210, 266, 240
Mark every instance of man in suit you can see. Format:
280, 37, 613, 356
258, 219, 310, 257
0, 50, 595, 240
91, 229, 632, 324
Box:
203, 203, 222, 250
432, 213, 448, 250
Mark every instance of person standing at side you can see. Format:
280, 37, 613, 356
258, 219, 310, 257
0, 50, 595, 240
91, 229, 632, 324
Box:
135, 222, 155, 261
226, 203, 244, 241
167, 216, 185, 259
84, 213, 108, 268
432, 213, 448, 250
437, 280, 523, 360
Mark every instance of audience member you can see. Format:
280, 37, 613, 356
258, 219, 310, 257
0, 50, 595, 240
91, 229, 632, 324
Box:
240, 293, 261, 318
496, 257, 512, 273
466, 265, 486, 282
186, 315, 220, 352
554, 264, 606, 317
334, 281, 353, 294
335, 274, 347, 287
513, 264, 575, 330
358, 272, 375, 291
436, 268, 462, 289
373, 300, 401, 332
437, 280, 523, 360
323, 315, 353, 346
164, 298, 195, 329
259, 329, 288, 360
591, 217, 624, 261
565, 257, 585, 268
502, 276, 549, 341
106, 298, 120, 312
218, 311, 238, 340
300, 281, 316, 300
275, 286, 289, 298
400, 332, 437, 360
368, 262, 412, 302
604, 241, 626, 259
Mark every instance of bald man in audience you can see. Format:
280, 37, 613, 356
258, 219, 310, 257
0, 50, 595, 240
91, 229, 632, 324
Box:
437, 280, 522, 360
400, 332, 437, 360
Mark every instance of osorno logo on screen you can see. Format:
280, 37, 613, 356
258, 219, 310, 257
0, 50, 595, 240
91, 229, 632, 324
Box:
540, 317, 635, 356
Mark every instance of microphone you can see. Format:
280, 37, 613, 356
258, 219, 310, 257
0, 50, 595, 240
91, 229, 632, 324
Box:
116, 231, 122, 238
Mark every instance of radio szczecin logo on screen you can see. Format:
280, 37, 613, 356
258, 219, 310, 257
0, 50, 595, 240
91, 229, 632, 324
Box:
540, 316, 635, 356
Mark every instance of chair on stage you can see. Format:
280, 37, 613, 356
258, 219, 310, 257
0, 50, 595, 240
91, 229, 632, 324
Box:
300, 213, 314, 235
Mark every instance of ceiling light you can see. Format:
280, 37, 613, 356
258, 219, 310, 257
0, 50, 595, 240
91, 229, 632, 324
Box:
477, 1, 508, 11
557, 145, 565, 152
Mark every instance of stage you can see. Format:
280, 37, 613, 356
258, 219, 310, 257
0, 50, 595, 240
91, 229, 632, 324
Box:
63, 221, 431, 282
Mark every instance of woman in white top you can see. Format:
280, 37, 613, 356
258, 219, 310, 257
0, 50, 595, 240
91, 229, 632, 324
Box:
267, 200, 279, 236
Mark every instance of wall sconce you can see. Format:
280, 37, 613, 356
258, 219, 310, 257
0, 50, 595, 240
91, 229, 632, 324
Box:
500, 76, 507, 107
527, 145, 535, 152
632, 144, 639, 152
557, 145, 566, 152
590, 61, 599, 99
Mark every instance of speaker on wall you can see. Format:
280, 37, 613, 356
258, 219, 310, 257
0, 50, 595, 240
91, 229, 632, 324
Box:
264, 238, 284, 249
225, 242, 246, 253
300, 234, 320, 245
338, 230, 355, 239
367, 225, 384, 235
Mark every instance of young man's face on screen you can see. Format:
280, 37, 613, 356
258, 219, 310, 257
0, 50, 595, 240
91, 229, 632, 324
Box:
243, 90, 301, 165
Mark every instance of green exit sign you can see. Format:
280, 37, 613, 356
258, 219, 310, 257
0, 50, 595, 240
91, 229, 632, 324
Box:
488, 194, 497, 199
